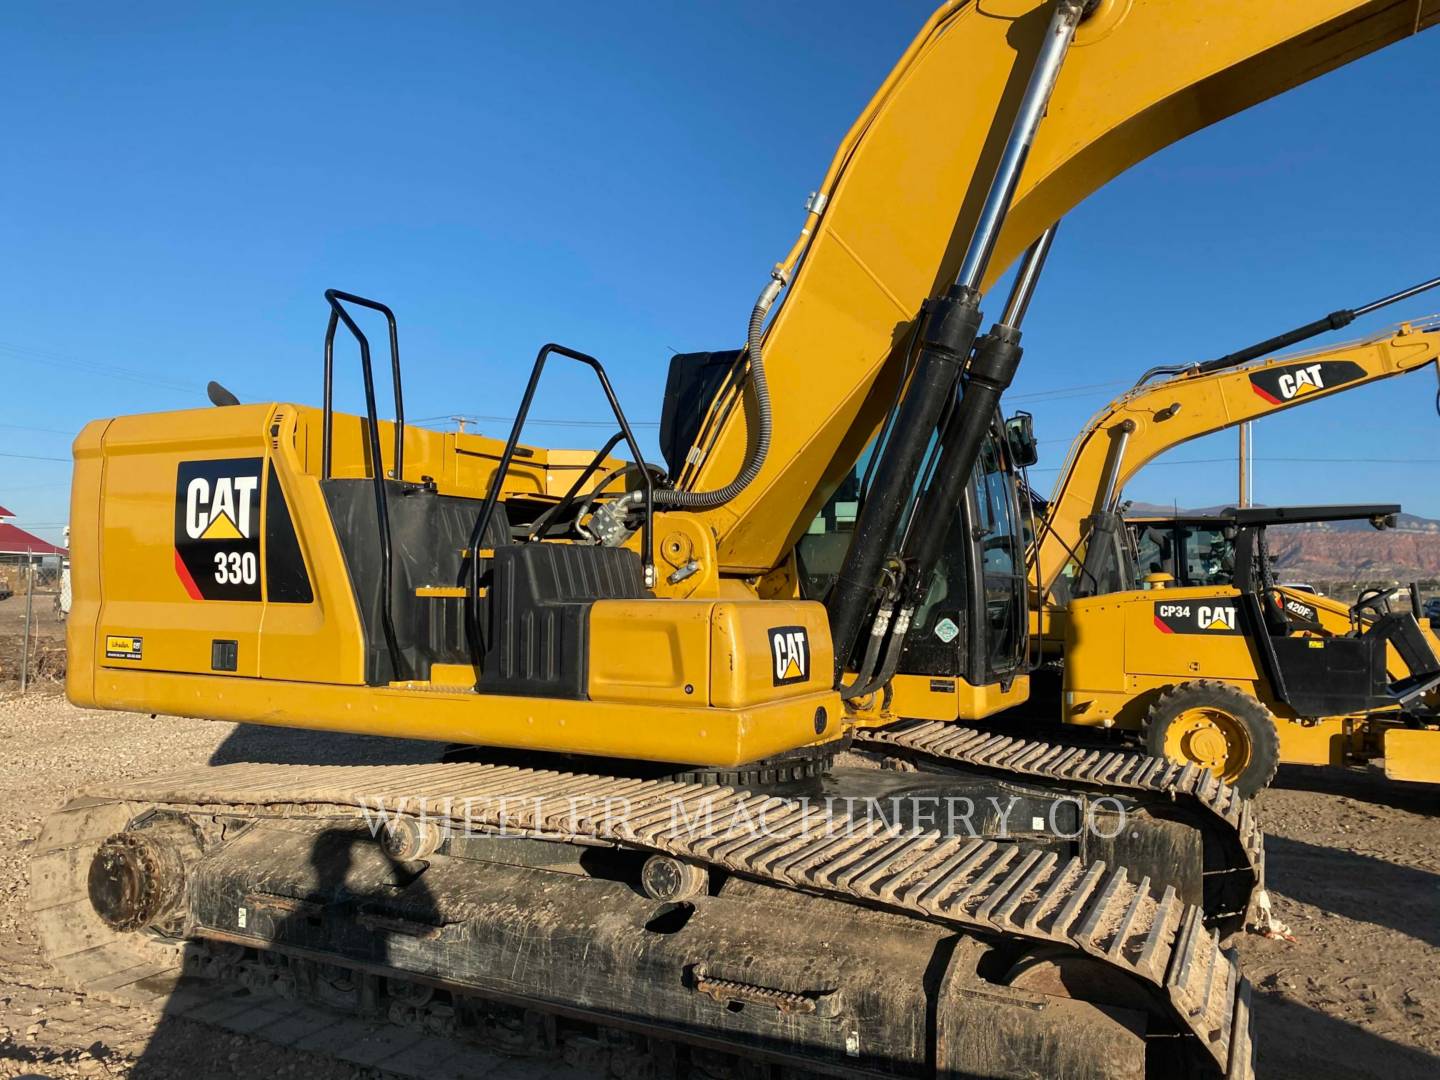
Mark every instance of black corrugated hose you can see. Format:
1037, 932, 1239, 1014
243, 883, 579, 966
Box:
653, 278, 777, 508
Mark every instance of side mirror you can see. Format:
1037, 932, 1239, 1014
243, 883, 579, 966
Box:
1005, 411, 1039, 468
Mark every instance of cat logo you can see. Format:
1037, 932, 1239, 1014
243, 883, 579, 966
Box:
1198, 604, 1237, 631
1153, 601, 1243, 635
174, 458, 264, 602
185, 474, 258, 540
1249, 359, 1366, 405
1277, 362, 1325, 400
768, 625, 811, 686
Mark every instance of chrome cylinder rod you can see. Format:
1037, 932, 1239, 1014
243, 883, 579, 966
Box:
999, 222, 1060, 329
955, 1, 1087, 294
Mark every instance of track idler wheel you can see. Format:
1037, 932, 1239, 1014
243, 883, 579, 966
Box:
88, 823, 198, 932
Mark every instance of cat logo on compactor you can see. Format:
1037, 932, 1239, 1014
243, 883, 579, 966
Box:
768, 626, 811, 686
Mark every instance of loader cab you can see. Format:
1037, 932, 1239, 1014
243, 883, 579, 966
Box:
1074, 504, 1440, 722
1128, 515, 1239, 590
796, 412, 1029, 691
1222, 504, 1440, 715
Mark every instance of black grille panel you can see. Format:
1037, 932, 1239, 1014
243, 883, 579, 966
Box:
483, 545, 648, 699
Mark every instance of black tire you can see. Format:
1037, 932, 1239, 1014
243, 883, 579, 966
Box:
1142, 680, 1280, 797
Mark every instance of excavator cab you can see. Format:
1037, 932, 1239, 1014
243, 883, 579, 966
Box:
795, 411, 1030, 716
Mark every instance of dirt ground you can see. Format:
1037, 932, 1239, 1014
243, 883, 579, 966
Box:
0, 590, 66, 686
0, 691, 1436, 1079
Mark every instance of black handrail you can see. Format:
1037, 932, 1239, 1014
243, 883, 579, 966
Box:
322, 289, 409, 682
466, 344, 655, 678
322, 290, 405, 481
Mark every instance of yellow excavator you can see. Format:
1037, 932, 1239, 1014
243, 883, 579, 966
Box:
34, 3, 1440, 1077
1024, 294, 1440, 793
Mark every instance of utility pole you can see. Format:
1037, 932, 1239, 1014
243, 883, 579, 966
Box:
1237, 422, 1252, 507
20, 551, 34, 694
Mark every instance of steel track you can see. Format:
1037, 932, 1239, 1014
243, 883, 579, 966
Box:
32, 761, 1255, 1078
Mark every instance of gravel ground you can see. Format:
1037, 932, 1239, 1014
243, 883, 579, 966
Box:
0, 690, 1437, 1079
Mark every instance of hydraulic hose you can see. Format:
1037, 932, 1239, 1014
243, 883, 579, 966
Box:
654, 277, 777, 509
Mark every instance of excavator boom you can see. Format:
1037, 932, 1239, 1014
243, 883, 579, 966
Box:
679, 0, 1440, 574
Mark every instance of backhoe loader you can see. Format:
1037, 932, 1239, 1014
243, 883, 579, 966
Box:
1126, 507, 1440, 668
1032, 303, 1440, 648
1019, 286, 1440, 793
34, 3, 1440, 1077
1064, 503, 1440, 793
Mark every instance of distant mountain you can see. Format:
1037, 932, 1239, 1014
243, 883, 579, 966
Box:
1124, 502, 1440, 584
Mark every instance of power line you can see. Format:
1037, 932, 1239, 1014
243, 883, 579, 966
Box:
1031, 454, 1440, 473
0, 422, 76, 436
410, 380, 1136, 433
412, 413, 662, 431
0, 340, 204, 395
0, 451, 69, 463
1008, 380, 1129, 403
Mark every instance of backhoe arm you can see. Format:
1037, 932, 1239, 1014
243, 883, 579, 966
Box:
671, 0, 1438, 575
1032, 323, 1440, 605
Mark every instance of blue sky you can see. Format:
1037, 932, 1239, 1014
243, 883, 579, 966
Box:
4, 2, 1439, 547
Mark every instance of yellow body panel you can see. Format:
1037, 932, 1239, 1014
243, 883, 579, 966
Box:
1383, 727, 1440, 783
887, 672, 1030, 723
89, 667, 835, 768
587, 600, 714, 707
69, 404, 839, 766
707, 601, 833, 710
1065, 589, 1382, 770
1064, 588, 1263, 728
587, 597, 834, 713
1274, 718, 1353, 768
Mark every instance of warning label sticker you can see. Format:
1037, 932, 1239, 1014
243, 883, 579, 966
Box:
105, 635, 144, 661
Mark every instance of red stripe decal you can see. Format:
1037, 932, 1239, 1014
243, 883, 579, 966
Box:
1251, 383, 1281, 405
174, 549, 203, 600
1154, 615, 1174, 634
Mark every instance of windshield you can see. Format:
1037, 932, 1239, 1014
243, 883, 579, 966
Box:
1132, 522, 1235, 588
794, 420, 1026, 684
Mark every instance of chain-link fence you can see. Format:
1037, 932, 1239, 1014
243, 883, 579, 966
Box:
0, 554, 68, 689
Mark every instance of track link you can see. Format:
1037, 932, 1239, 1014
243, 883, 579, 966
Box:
33, 761, 1255, 1079
856, 719, 1265, 926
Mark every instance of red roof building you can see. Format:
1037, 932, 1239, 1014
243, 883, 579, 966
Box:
0, 505, 67, 557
